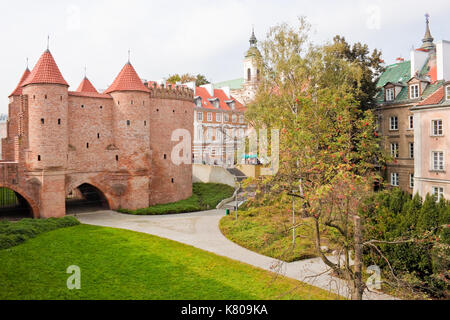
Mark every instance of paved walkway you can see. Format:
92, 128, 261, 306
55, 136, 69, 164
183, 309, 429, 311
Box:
75, 209, 395, 300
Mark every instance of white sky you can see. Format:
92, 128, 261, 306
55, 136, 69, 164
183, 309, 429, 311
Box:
1, 0, 450, 113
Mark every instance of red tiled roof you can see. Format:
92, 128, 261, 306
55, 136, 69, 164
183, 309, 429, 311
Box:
418, 86, 444, 106
68, 91, 112, 99
76, 77, 98, 93
104, 63, 149, 94
22, 50, 69, 87
9, 68, 31, 97
195, 87, 245, 112
428, 65, 438, 83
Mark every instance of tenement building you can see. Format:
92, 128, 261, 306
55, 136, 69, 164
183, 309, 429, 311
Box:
376, 16, 449, 195
1, 48, 194, 218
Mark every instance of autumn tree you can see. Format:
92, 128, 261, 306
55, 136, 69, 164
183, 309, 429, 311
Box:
245, 17, 387, 299
167, 73, 210, 86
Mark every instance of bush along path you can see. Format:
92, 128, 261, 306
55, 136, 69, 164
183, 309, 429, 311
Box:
0, 216, 80, 250
118, 183, 234, 215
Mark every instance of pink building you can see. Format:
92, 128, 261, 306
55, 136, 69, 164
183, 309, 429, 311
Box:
412, 82, 450, 201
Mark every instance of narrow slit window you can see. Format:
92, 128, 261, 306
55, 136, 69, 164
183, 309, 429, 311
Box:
38, 155, 41, 161
41, 118, 44, 124
58, 119, 61, 125
127, 120, 131, 126
97, 133, 100, 139
86, 143, 89, 149
115, 155, 119, 161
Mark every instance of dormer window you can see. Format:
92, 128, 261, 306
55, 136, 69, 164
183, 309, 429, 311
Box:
195, 97, 202, 107
410, 84, 420, 99
213, 100, 219, 108
386, 88, 394, 101
446, 86, 450, 100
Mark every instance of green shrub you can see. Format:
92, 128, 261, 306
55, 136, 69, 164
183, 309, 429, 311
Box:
0, 216, 80, 250
120, 183, 234, 215
361, 189, 449, 298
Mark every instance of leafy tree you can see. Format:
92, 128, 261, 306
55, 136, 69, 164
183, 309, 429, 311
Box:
245, 17, 387, 299
167, 73, 210, 87
327, 36, 384, 111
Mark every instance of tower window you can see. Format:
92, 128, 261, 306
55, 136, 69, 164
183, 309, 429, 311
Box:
97, 133, 100, 139
60, 96, 63, 101
115, 155, 119, 161
86, 143, 89, 149
127, 120, 130, 126
38, 155, 41, 161
173, 110, 175, 113
58, 119, 61, 125
144, 121, 147, 126
156, 109, 159, 112
257, 69, 260, 81
81, 104, 85, 108
164, 154, 167, 159
45, 95, 47, 99
247, 68, 251, 81
100, 106, 103, 109
171, 178, 174, 183
131, 100, 134, 105
40, 118, 44, 124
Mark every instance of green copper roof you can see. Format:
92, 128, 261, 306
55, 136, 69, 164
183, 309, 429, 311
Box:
214, 78, 244, 90
376, 61, 411, 88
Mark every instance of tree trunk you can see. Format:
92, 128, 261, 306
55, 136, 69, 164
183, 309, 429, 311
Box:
352, 215, 364, 300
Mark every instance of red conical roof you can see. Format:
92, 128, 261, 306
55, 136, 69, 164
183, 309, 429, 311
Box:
104, 63, 149, 94
22, 50, 68, 87
9, 68, 31, 97
76, 77, 98, 93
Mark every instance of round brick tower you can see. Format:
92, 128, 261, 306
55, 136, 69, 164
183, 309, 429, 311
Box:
21, 49, 69, 218
148, 84, 194, 205
105, 62, 151, 210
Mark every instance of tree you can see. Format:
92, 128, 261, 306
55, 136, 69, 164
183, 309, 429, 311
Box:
245, 17, 387, 299
327, 36, 385, 111
167, 73, 210, 87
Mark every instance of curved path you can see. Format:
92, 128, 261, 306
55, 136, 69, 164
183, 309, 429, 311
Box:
75, 209, 395, 300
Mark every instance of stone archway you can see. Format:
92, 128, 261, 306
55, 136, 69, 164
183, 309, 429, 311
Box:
66, 182, 111, 214
0, 183, 39, 219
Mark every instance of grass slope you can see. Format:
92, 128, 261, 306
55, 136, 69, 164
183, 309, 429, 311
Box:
220, 208, 337, 262
119, 183, 234, 215
0, 224, 337, 300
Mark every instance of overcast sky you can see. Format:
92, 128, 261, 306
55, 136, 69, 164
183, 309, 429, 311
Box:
1, 0, 450, 113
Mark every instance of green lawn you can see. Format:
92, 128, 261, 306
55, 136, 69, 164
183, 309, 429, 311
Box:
119, 183, 234, 215
220, 207, 338, 262
0, 224, 338, 300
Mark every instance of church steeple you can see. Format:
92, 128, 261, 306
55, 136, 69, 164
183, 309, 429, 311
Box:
249, 27, 257, 47
421, 13, 435, 51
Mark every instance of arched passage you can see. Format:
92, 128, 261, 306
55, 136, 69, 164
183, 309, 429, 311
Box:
0, 185, 38, 220
66, 183, 110, 214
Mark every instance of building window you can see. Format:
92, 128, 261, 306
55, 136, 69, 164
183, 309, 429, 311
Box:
247, 68, 251, 81
216, 113, 222, 122
391, 173, 399, 186
97, 133, 100, 139
239, 115, 244, 123
408, 115, 414, 130
432, 186, 444, 201
45, 95, 47, 99
386, 88, 394, 101
431, 120, 443, 136
446, 86, 450, 100
195, 98, 202, 107
115, 155, 119, 161
131, 100, 133, 105
410, 174, 414, 189
38, 155, 41, 161
390, 143, 399, 158
410, 84, 420, 99
171, 178, 174, 183
40, 118, 44, 124
144, 120, 147, 126
432, 151, 444, 171
86, 143, 89, 149
164, 154, 167, 159
81, 104, 84, 108
409, 142, 414, 159
197, 127, 203, 140
100, 106, 103, 109
197, 112, 203, 121
58, 119, 61, 125
127, 120, 130, 126
207, 112, 212, 122
224, 113, 229, 122
212, 100, 219, 109
390, 116, 398, 130
232, 114, 237, 123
